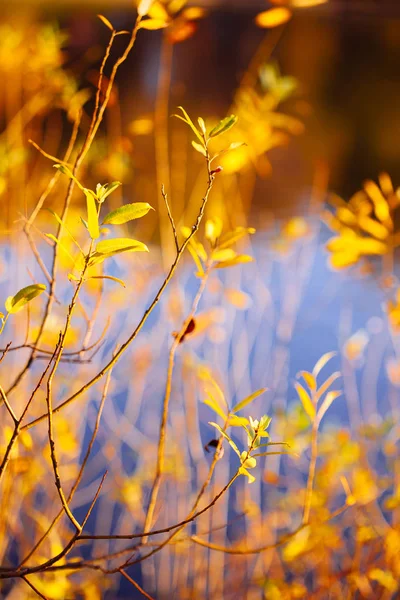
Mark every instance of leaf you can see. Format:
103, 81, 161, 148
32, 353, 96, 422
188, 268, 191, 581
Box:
54, 164, 85, 192
232, 388, 268, 414
209, 115, 238, 138
317, 390, 342, 424
191, 141, 207, 156
211, 248, 236, 262
238, 466, 256, 483
97, 181, 122, 202
228, 415, 249, 427
139, 19, 169, 30
218, 227, 256, 249
5, 284, 46, 314
87, 275, 126, 288
90, 238, 149, 265
45, 234, 75, 264
294, 382, 316, 421
84, 190, 100, 240
312, 351, 337, 378
314, 372, 341, 403
96, 238, 148, 254
174, 107, 203, 143
214, 254, 254, 269
208, 422, 240, 457
45, 208, 83, 253
298, 371, 316, 392
255, 8, 292, 29
212, 142, 247, 161
204, 397, 227, 421
240, 452, 257, 469
97, 14, 114, 31
197, 117, 206, 135
102, 203, 153, 225
137, 0, 155, 17
187, 244, 205, 277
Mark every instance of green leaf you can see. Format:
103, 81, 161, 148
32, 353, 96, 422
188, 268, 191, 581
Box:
90, 238, 149, 266
174, 107, 203, 143
191, 141, 207, 156
209, 115, 238, 138
97, 181, 122, 202
5, 284, 46, 314
232, 388, 268, 414
102, 202, 153, 225
295, 382, 316, 421
208, 422, 240, 457
96, 238, 148, 254
84, 190, 100, 240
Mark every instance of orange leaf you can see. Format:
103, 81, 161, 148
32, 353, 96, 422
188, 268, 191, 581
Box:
255, 8, 292, 29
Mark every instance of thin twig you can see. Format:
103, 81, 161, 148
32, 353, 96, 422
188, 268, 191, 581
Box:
161, 184, 179, 252
19, 348, 116, 566
23, 147, 216, 430
119, 569, 155, 600
22, 575, 49, 599
143, 261, 211, 540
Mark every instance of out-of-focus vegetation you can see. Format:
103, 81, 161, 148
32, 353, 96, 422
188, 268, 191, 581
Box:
1, 1, 400, 599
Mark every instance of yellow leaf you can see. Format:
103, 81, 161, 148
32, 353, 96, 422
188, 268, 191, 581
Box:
292, 0, 327, 6
148, 0, 169, 19
357, 238, 387, 255
255, 7, 292, 28
84, 190, 100, 240
139, 18, 169, 30
225, 288, 252, 310
283, 527, 310, 561
363, 179, 390, 222
357, 216, 388, 240
211, 248, 236, 262
182, 7, 206, 20
368, 569, 398, 593
298, 371, 316, 392
137, 0, 155, 16
312, 351, 337, 378
97, 14, 114, 31
214, 254, 253, 269
294, 382, 315, 421
329, 250, 360, 269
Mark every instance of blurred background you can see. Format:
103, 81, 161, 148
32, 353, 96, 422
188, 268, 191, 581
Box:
1, 1, 400, 599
